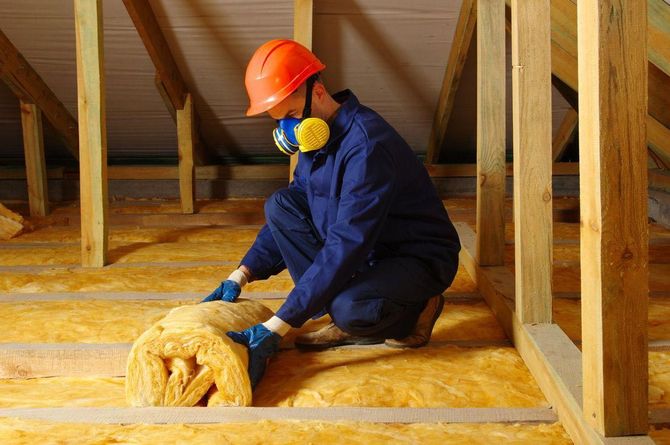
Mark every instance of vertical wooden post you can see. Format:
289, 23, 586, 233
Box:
578, 0, 648, 436
476, 0, 506, 266
74, 0, 108, 267
177, 93, 195, 214
19, 101, 49, 217
291, 0, 313, 183
511, 0, 553, 323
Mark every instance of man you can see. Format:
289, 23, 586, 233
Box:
204, 39, 461, 388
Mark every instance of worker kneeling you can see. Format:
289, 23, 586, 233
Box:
204, 39, 461, 389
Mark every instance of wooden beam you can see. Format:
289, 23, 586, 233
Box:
121, 0, 187, 109
648, 114, 670, 166
0, 406, 558, 425
426, 0, 477, 165
122, 0, 213, 166
578, 0, 649, 436
648, 0, 670, 77
74, 0, 109, 268
426, 162, 579, 178
177, 93, 195, 214
290, 0, 314, 183
455, 223, 654, 445
0, 343, 128, 378
154, 73, 176, 123
649, 168, 670, 192
511, 0, 553, 323
19, 101, 49, 217
0, 162, 581, 181
552, 108, 578, 162
0, 29, 79, 160
476, 0, 506, 266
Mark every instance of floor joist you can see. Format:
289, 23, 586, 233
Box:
0, 406, 558, 425
454, 223, 655, 444
0, 339, 513, 379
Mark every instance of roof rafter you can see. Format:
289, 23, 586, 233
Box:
0, 28, 79, 160
122, 0, 213, 165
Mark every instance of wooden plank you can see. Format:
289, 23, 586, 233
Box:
578, 0, 649, 437
289, 0, 314, 183
425, 162, 579, 177
648, 114, 670, 166
506, 0, 670, 160
649, 168, 670, 192
475, 0, 506, 266
0, 339, 521, 379
426, 0, 477, 165
648, 0, 670, 77
122, 0, 212, 165
74, 0, 109, 268
0, 29, 79, 159
0, 291, 285, 302
154, 73, 176, 123
19, 101, 49, 217
552, 108, 578, 162
511, 0, 553, 323
0, 406, 558, 425
177, 93, 195, 214
121, 0, 187, 109
455, 223, 654, 445
0, 343, 128, 378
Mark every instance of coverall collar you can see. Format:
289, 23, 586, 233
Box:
320, 89, 359, 154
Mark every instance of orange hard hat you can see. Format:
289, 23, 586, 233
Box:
245, 39, 326, 116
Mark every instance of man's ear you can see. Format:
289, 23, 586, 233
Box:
312, 82, 327, 100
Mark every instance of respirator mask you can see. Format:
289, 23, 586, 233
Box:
273, 75, 330, 156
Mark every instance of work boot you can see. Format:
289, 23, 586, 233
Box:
294, 322, 385, 350
385, 294, 445, 349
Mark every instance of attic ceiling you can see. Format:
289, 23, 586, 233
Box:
0, 0, 571, 164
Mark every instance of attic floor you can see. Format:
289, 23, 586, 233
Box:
0, 197, 668, 444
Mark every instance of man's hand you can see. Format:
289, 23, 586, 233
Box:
227, 324, 281, 388
201, 280, 241, 303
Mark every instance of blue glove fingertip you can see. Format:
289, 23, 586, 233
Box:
226, 330, 248, 345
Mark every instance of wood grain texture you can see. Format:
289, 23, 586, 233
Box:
121, 0, 187, 110
476, 0, 506, 267
74, 0, 109, 267
511, 0, 553, 323
20, 101, 49, 217
0, 29, 79, 159
426, 0, 477, 165
455, 223, 655, 445
288, 0, 314, 184
177, 93, 195, 214
552, 108, 578, 162
578, 0, 649, 436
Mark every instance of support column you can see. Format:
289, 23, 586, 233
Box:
511, 0, 553, 324
20, 101, 49, 217
476, 0, 506, 266
578, 0, 648, 436
74, 0, 108, 267
290, 0, 313, 183
177, 93, 195, 214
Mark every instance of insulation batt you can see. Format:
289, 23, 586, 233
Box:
125, 299, 273, 407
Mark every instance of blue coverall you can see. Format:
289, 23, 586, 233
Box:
241, 90, 461, 340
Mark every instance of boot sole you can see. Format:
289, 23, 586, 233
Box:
385, 294, 445, 349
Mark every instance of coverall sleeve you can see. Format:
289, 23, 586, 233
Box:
275, 142, 397, 327
239, 157, 309, 280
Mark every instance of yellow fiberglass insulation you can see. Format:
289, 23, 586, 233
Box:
125, 299, 273, 408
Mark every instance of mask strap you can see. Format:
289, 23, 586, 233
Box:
303, 74, 317, 119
